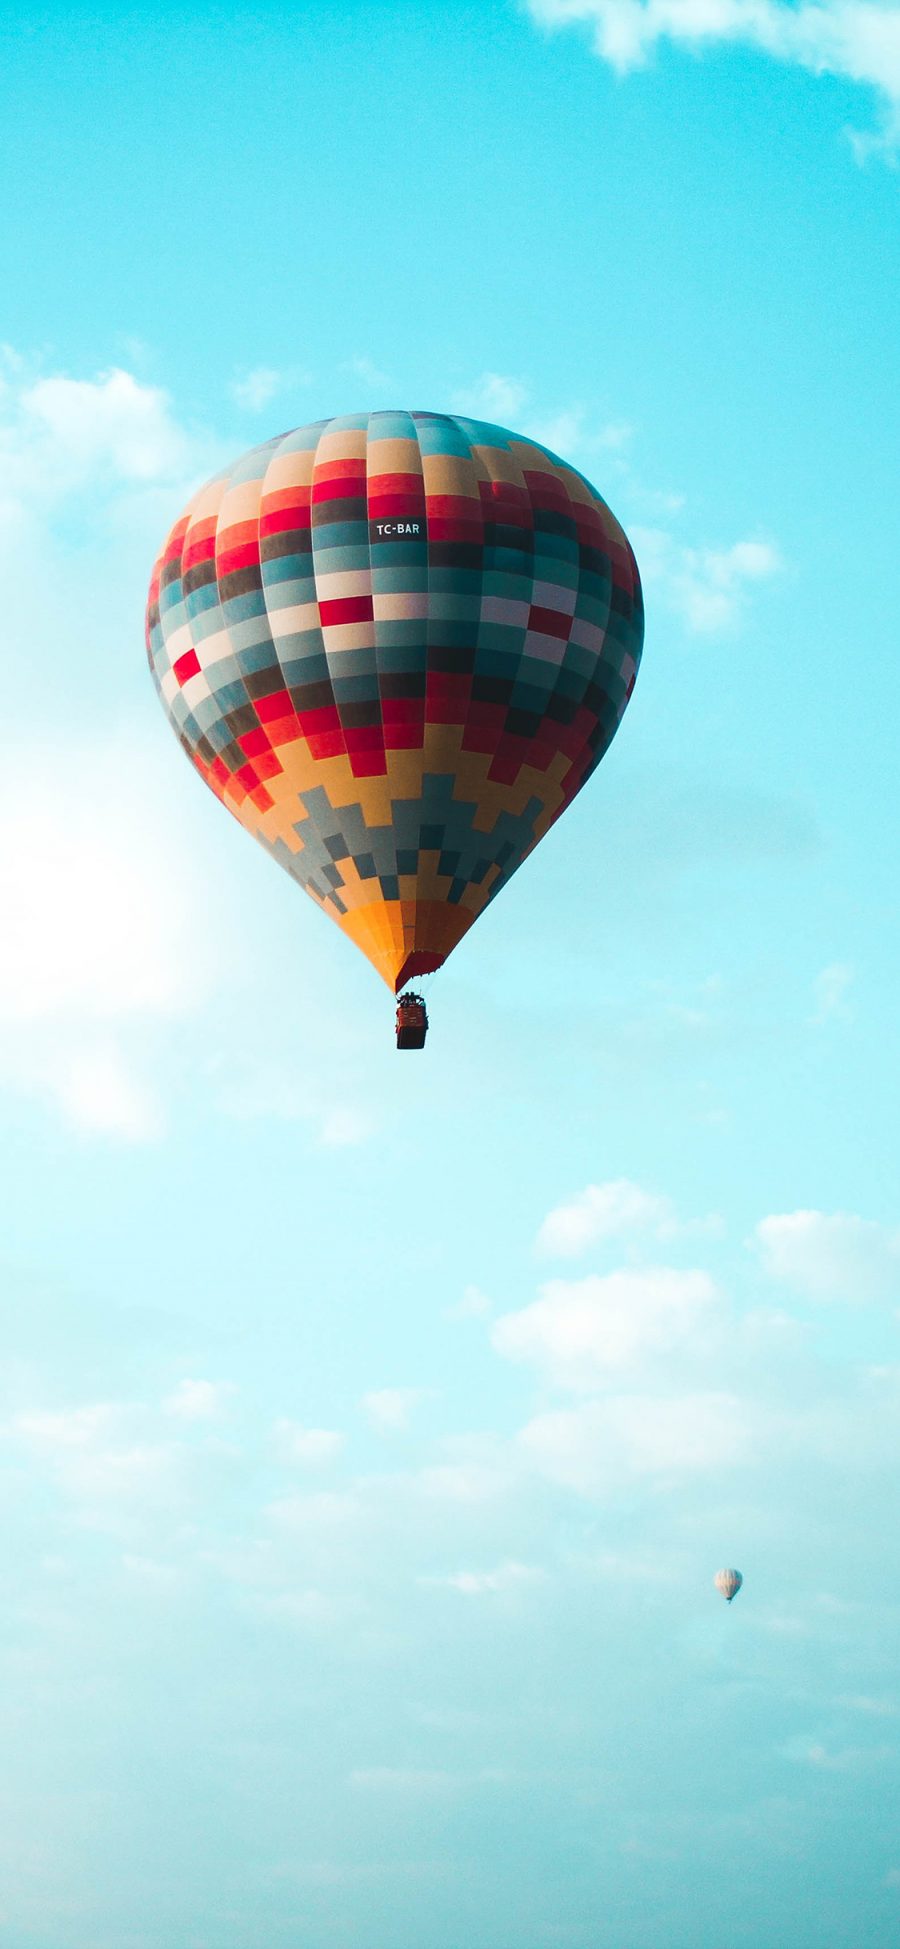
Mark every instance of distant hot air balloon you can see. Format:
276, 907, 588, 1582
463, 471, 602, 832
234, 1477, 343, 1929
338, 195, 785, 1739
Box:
714, 1568, 743, 1603
146, 411, 643, 1043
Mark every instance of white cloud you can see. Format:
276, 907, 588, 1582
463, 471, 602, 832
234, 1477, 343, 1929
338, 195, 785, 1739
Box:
444, 1284, 493, 1321
0, 364, 196, 543
10, 1404, 186, 1515
632, 481, 687, 516
318, 1105, 375, 1147
229, 363, 312, 413
20, 367, 189, 482
214, 1065, 310, 1123
51, 1043, 163, 1143
0, 743, 214, 1026
492, 1266, 719, 1388
121, 1553, 178, 1585
738, 1304, 807, 1353
632, 525, 782, 633
423, 1560, 544, 1595
579, 1545, 681, 1583
266, 1488, 359, 1531
272, 1419, 345, 1467
755, 1210, 900, 1302
594, 418, 633, 450
528, 405, 634, 460
525, 0, 900, 156
452, 372, 530, 421
840, 1694, 898, 1718
217, 1082, 379, 1156
230, 366, 286, 412
0, 738, 225, 1138
812, 961, 855, 1022
0, 355, 213, 546
13, 1404, 123, 1451
526, 406, 590, 456
243, 1587, 337, 1626
362, 1388, 427, 1434
450, 380, 630, 461
448, 382, 777, 643
0, 342, 26, 381
782, 1733, 894, 1771
418, 1461, 513, 1503
536, 1178, 677, 1257
162, 1379, 237, 1423
342, 355, 392, 392
518, 1390, 749, 1493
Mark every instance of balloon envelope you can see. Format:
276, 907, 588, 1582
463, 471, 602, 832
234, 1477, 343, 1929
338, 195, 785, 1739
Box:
714, 1568, 743, 1603
146, 411, 643, 992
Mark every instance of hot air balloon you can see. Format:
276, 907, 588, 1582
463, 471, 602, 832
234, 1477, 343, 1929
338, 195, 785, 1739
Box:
146, 411, 643, 1044
714, 1568, 743, 1603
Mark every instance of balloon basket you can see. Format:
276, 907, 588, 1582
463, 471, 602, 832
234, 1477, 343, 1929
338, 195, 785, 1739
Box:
396, 993, 428, 1050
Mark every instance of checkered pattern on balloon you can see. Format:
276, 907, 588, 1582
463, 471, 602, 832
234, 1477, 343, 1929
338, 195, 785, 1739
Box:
146, 411, 643, 995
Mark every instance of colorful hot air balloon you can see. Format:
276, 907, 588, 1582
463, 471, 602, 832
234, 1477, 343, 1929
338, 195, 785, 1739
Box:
714, 1568, 743, 1603
146, 412, 643, 1037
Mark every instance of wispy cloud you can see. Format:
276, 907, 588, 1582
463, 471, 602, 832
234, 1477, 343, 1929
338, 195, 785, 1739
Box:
451, 376, 630, 463
162, 1379, 237, 1423
632, 525, 782, 633
214, 1060, 378, 1151
518, 1389, 749, 1493
525, 0, 900, 158
448, 379, 781, 637
755, 1209, 900, 1302
812, 961, 855, 1022
0, 739, 224, 1139
242, 1587, 338, 1627
11, 365, 189, 485
342, 355, 392, 392
493, 1266, 719, 1388
272, 1419, 346, 1466
536, 1178, 678, 1257
362, 1388, 428, 1434
528, 405, 633, 459
418, 1459, 513, 1503
0, 743, 210, 1026
229, 364, 311, 412
121, 1552, 178, 1586
230, 366, 284, 412
444, 1284, 493, 1321
422, 1560, 544, 1595
452, 372, 530, 421
10, 1402, 190, 1526
0, 359, 203, 542
839, 1694, 899, 1718
781, 1733, 895, 1771
51, 1043, 163, 1143
318, 1105, 375, 1148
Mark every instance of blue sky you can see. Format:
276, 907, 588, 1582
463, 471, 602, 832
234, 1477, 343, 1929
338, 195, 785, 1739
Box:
0, 2, 898, 1944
